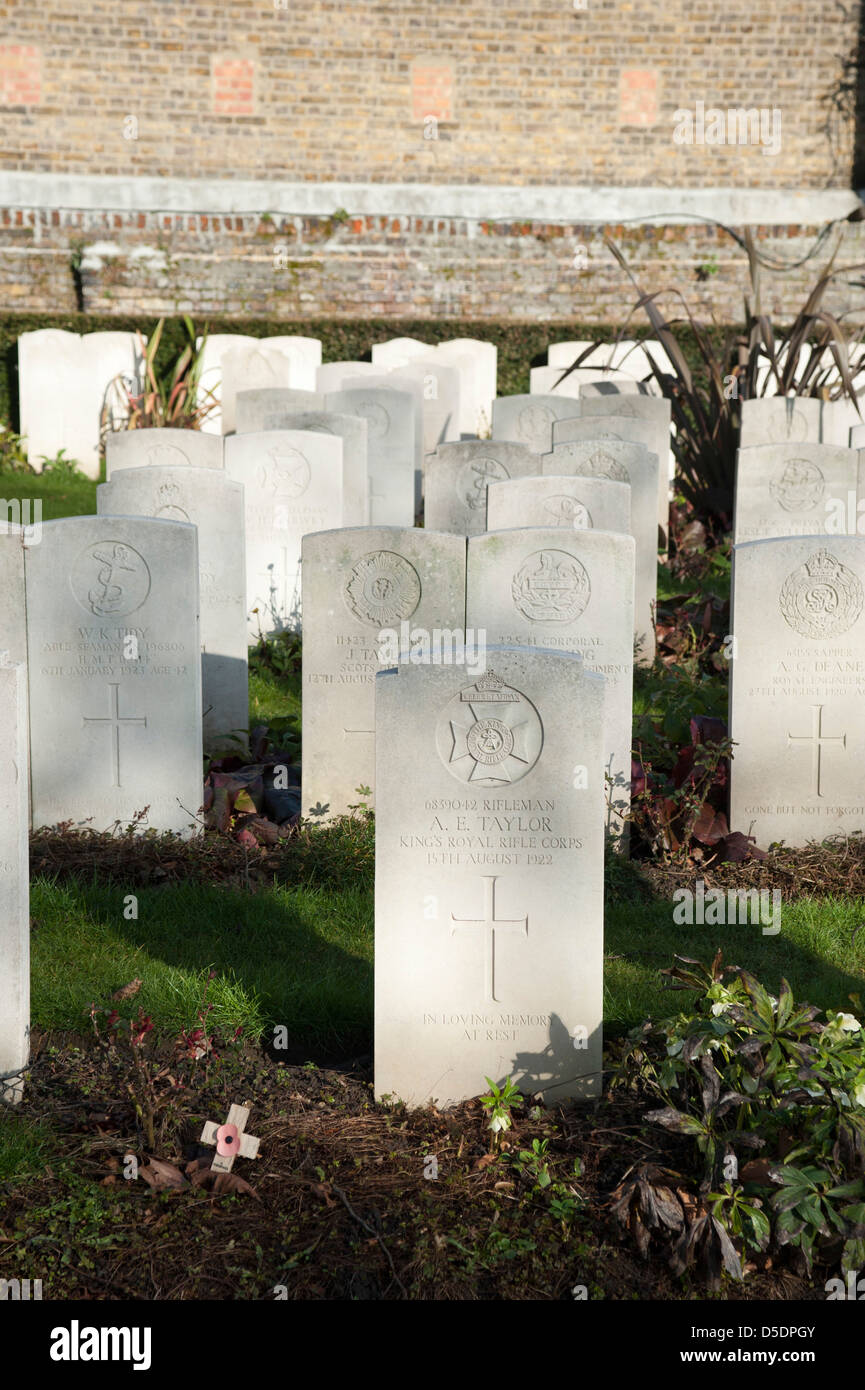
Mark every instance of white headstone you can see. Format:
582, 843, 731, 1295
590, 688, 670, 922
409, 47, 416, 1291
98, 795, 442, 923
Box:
467, 531, 634, 839
492, 395, 582, 455
733, 444, 861, 544
530, 365, 645, 398
342, 375, 424, 500
325, 389, 415, 527
19, 329, 145, 479
739, 397, 825, 449
437, 339, 498, 436
316, 361, 380, 395
24, 517, 203, 835
105, 428, 223, 479
0, 527, 28, 664
823, 395, 865, 448
548, 338, 676, 377
424, 441, 541, 535
486, 474, 631, 536
302, 527, 467, 819
566, 396, 673, 540
235, 388, 326, 433
256, 410, 368, 527
374, 648, 605, 1106
198, 335, 322, 433
730, 536, 865, 847
544, 439, 657, 661
0, 655, 29, 1103
371, 338, 432, 369
97, 467, 248, 754
389, 359, 461, 454
220, 345, 294, 436
224, 430, 343, 634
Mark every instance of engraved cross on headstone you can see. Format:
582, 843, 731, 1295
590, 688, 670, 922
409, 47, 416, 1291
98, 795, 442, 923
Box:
450, 874, 528, 1004
787, 703, 847, 798
82, 682, 146, 787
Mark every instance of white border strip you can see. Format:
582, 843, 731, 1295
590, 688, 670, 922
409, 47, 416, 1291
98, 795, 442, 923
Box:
0, 172, 861, 226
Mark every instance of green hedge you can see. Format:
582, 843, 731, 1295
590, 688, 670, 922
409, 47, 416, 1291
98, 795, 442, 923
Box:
0, 313, 730, 429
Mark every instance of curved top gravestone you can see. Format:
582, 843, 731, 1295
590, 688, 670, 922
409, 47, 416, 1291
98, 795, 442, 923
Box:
105, 428, 223, 478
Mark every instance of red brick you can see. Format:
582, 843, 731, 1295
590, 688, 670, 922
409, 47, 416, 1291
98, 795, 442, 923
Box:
0, 44, 40, 106
619, 68, 658, 127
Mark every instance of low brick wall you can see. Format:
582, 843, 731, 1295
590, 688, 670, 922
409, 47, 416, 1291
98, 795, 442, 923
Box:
3, 208, 865, 325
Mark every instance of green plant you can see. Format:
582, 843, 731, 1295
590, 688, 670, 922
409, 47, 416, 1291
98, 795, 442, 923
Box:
109, 316, 216, 434
512, 1137, 552, 1189
614, 953, 865, 1279
0, 424, 32, 473
480, 1076, 523, 1148
596, 232, 865, 522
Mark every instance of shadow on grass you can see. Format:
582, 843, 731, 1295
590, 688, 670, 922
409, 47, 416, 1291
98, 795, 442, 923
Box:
32, 871, 865, 1069
31, 877, 373, 1064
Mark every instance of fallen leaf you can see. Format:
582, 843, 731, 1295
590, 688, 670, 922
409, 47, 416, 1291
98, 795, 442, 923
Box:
473, 1153, 497, 1172
137, 1158, 188, 1190
111, 978, 142, 1001
739, 1157, 774, 1185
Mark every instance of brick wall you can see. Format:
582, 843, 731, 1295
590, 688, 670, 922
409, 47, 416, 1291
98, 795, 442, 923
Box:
0, 0, 862, 326
0, 0, 857, 187
3, 208, 865, 327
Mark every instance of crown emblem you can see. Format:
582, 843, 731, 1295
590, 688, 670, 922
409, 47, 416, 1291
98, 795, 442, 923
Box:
475, 670, 504, 691
804, 550, 842, 580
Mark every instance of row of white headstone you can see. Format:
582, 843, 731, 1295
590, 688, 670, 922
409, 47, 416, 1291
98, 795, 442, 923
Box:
729, 397, 865, 853
0, 371, 659, 1107
16, 331, 498, 477
17, 328, 688, 479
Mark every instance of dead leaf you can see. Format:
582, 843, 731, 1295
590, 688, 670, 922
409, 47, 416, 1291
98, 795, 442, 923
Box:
111, 978, 142, 1001
739, 1157, 774, 1185
473, 1153, 497, 1172
138, 1158, 188, 1190
186, 1161, 259, 1197
211, 1171, 259, 1198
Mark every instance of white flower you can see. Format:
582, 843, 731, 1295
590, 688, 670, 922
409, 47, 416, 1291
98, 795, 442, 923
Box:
835, 1013, 861, 1033
711, 1002, 729, 1016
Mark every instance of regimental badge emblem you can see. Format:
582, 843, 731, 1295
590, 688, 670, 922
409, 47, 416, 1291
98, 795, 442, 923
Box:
767, 405, 809, 444
779, 549, 864, 639
517, 404, 555, 442
769, 459, 825, 513
145, 444, 191, 468
543, 495, 592, 529
154, 479, 191, 523
343, 550, 421, 626
238, 350, 278, 388
511, 549, 591, 623
259, 446, 311, 498
458, 457, 510, 510
353, 401, 390, 440
582, 447, 629, 483
70, 541, 151, 618
436, 670, 543, 786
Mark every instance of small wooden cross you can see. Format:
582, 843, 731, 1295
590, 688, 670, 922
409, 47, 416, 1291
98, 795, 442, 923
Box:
200, 1103, 260, 1173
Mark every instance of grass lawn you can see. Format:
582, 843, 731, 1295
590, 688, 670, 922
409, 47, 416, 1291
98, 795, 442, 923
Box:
29, 875, 865, 1057
0, 465, 99, 521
